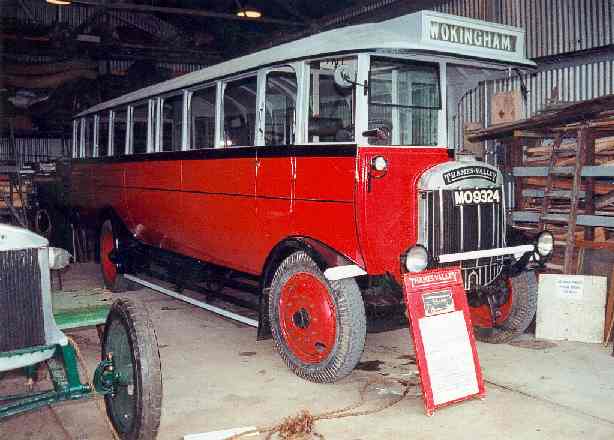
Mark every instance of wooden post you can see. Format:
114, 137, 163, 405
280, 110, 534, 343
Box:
563, 127, 587, 274
584, 129, 596, 241
509, 137, 524, 211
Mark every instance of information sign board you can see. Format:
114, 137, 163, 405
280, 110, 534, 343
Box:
403, 267, 485, 415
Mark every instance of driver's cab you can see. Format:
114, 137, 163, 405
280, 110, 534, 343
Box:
290, 10, 534, 151
300, 51, 531, 151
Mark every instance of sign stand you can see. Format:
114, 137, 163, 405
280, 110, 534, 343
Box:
402, 267, 485, 415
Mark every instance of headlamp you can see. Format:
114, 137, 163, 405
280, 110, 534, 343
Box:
405, 245, 429, 273
535, 231, 554, 257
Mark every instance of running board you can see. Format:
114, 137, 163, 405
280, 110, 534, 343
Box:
124, 274, 259, 328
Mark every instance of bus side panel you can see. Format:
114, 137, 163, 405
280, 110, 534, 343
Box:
124, 160, 183, 250
254, 154, 293, 270
70, 161, 97, 219
180, 155, 258, 274
291, 153, 364, 267
355, 146, 449, 281
96, 162, 130, 228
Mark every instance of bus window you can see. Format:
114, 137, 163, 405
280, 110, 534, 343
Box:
223, 76, 258, 147
265, 69, 297, 146
72, 120, 79, 158
113, 109, 127, 156
190, 87, 216, 149
98, 112, 110, 157
84, 116, 95, 157
308, 57, 356, 143
132, 103, 149, 154
161, 94, 183, 152
368, 57, 441, 146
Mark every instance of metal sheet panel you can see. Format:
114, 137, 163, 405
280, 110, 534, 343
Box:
453, 56, 614, 149
0, 248, 45, 352
434, 0, 614, 58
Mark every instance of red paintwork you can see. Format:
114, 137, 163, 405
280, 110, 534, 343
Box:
470, 278, 514, 328
402, 267, 486, 415
70, 145, 450, 280
100, 225, 117, 284
355, 147, 449, 282
279, 272, 337, 363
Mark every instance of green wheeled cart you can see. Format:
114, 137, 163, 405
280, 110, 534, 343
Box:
0, 224, 162, 440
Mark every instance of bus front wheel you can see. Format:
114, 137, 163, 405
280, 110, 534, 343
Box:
268, 251, 366, 383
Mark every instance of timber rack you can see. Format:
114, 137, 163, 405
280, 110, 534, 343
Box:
467, 94, 614, 274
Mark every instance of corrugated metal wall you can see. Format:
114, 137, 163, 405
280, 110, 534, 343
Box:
433, 0, 490, 20
454, 57, 614, 148
434, 0, 614, 58
108, 60, 206, 76
3, 0, 179, 41
0, 137, 67, 163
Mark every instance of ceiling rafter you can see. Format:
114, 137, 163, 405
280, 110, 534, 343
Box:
70, 1, 307, 27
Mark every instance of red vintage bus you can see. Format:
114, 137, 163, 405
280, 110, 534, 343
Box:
69, 11, 553, 382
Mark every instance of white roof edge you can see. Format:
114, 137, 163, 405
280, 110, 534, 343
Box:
77, 10, 535, 118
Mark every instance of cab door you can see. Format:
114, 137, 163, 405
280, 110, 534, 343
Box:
254, 67, 298, 267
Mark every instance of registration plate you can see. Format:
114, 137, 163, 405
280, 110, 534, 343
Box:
454, 188, 501, 206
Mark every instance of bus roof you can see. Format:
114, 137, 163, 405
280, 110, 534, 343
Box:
77, 10, 534, 117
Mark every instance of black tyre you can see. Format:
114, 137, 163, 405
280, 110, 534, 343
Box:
102, 298, 162, 440
473, 271, 538, 344
34, 207, 53, 237
100, 220, 131, 292
268, 251, 366, 383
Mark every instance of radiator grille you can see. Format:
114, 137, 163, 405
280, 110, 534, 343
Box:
421, 188, 506, 290
0, 248, 45, 351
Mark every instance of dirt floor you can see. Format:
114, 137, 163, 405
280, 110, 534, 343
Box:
1, 263, 614, 440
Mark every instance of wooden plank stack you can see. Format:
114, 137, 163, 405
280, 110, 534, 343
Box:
524, 136, 614, 167
515, 126, 614, 271
0, 176, 29, 209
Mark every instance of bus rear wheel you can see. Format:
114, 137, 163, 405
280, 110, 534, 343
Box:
100, 220, 130, 292
472, 271, 538, 344
268, 251, 366, 383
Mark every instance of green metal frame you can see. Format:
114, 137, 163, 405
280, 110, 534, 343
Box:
0, 343, 119, 419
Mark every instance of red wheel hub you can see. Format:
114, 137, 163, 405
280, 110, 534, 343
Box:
278, 272, 337, 364
470, 279, 513, 328
101, 228, 117, 284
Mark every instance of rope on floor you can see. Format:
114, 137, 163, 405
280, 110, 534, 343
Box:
229, 376, 420, 440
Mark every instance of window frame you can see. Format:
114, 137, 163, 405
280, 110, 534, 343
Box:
261, 65, 299, 147
363, 54, 448, 147
72, 119, 79, 158
187, 83, 218, 150
157, 91, 188, 152
127, 100, 152, 155
111, 107, 129, 156
221, 73, 259, 148
303, 55, 359, 146
96, 110, 111, 157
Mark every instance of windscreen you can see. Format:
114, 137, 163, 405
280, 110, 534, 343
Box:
369, 57, 441, 146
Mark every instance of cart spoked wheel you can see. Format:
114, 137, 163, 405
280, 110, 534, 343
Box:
102, 299, 162, 440
269, 251, 366, 383
100, 220, 130, 292
472, 271, 538, 344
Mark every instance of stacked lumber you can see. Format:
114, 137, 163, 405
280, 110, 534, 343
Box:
0, 177, 29, 209
516, 131, 614, 271
524, 136, 614, 167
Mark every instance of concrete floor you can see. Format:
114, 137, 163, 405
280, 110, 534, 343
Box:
1, 263, 613, 440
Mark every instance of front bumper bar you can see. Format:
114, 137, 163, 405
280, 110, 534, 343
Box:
437, 244, 535, 264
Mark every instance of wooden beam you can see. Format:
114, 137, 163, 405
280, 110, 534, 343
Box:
467, 94, 614, 142
71, 1, 306, 27
575, 240, 614, 251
